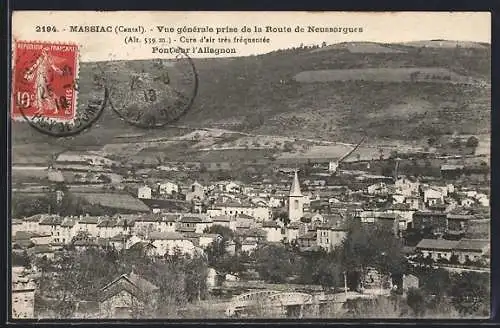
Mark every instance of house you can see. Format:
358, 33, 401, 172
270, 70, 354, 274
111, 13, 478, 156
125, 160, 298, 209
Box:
412, 211, 448, 234
236, 213, 255, 227
72, 237, 100, 251
12, 219, 24, 236
58, 218, 77, 244
297, 231, 317, 248
367, 183, 388, 196
178, 215, 211, 234
415, 239, 459, 261
375, 213, 400, 236
316, 224, 347, 252
453, 239, 489, 264
99, 272, 159, 318
423, 187, 444, 207
285, 222, 300, 243
404, 196, 422, 210
107, 233, 130, 251
21, 215, 43, 233
262, 221, 283, 243
138, 186, 152, 200
76, 215, 100, 237
238, 240, 257, 255
447, 213, 475, 232
392, 194, 406, 204
157, 182, 179, 196
37, 215, 63, 240
199, 234, 220, 248
385, 204, 416, 229
401, 274, 419, 292
394, 177, 420, 197
186, 181, 205, 202
97, 218, 122, 239
460, 197, 477, 208
12, 232, 35, 251
206, 268, 218, 289
328, 161, 339, 173
158, 214, 179, 233
133, 215, 162, 237
236, 220, 252, 233
126, 238, 155, 255
475, 194, 490, 207
211, 200, 270, 222
211, 215, 231, 228
12, 266, 36, 319
27, 245, 56, 260
28, 231, 52, 246
148, 231, 196, 256
216, 181, 241, 193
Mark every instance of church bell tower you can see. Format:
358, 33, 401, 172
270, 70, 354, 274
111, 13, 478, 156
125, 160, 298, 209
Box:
288, 170, 304, 222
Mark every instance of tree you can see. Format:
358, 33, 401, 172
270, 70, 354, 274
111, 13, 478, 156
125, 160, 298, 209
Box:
98, 174, 112, 184
254, 244, 295, 283
379, 148, 384, 160
283, 141, 294, 152
276, 211, 290, 226
312, 256, 342, 290
449, 254, 459, 265
466, 136, 479, 148
450, 272, 490, 317
339, 220, 406, 289
204, 225, 234, 242
427, 136, 437, 147
12, 251, 31, 269
342, 296, 402, 318
451, 138, 462, 149
420, 268, 452, 299
406, 288, 426, 317
204, 225, 244, 284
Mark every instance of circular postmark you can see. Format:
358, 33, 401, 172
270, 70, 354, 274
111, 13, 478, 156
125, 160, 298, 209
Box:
11, 41, 108, 137
106, 49, 198, 129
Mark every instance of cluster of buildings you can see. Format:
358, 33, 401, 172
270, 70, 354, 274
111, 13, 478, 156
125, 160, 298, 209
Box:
12, 153, 491, 319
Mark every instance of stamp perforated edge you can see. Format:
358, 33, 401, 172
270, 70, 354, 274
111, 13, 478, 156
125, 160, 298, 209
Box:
11, 39, 81, 123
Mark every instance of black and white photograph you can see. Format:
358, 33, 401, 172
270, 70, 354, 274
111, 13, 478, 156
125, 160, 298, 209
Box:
10, 11, 491, 320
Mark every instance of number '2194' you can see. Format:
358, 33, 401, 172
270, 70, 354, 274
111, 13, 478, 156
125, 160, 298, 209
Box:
35, 25, 58, 32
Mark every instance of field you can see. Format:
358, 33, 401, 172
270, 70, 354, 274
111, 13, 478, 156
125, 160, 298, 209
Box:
11, 41, 491, 164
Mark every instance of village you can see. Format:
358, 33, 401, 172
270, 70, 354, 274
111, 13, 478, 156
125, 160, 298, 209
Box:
11, 136, 491, 319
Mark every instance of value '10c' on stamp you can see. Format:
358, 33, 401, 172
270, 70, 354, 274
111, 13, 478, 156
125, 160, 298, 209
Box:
11, 40, 79, 121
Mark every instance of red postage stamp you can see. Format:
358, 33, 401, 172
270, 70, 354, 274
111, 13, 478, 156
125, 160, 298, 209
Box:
12, 41, 79, 121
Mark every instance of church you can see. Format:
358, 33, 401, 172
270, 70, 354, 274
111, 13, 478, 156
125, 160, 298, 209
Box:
288, 170, 304, 222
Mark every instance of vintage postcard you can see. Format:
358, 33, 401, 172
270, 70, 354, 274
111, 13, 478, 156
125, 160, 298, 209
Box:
10, 11, 491, 320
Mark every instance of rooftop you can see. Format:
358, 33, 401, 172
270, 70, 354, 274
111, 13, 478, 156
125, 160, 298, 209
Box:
455, 239, 490, 252
416, 239, 459, 250
149, 231, 186, 241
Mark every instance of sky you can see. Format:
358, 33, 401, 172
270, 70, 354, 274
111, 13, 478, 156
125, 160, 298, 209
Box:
12, 11, 491, 62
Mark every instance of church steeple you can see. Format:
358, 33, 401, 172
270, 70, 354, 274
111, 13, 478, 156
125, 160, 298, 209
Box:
290, 170, 302, 197
288, 170, 304, 222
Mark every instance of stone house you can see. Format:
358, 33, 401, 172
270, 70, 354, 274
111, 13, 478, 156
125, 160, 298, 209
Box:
98, 272, 159, 318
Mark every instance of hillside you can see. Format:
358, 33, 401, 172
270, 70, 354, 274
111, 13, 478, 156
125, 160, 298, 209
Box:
12, 41, 491, 162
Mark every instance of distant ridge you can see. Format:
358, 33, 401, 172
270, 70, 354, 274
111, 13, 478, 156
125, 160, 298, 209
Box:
401, 39, 489, 49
